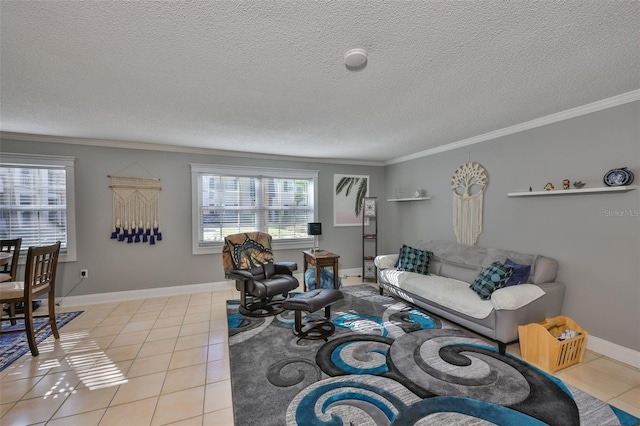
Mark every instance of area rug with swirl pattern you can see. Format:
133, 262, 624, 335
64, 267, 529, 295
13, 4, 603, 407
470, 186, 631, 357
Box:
227, 285, 638, 425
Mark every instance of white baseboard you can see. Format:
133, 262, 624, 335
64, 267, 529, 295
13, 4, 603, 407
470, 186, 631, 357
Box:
586, 335, 640, 369
52, 268, 364, 308
53, 280, 235, 307
339, 267, 365, 279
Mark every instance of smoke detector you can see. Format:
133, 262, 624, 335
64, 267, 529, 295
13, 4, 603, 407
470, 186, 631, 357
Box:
344, 48, 368, 68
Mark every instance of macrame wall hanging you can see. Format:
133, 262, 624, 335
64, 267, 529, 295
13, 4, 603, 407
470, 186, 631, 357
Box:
108, 175, 163, 245
451, 161, 488, 246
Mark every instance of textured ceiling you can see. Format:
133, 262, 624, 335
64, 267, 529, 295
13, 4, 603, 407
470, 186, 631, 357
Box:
1, 1, 638, 163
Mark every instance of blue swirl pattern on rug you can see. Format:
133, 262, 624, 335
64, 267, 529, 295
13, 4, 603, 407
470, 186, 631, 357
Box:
227, 285, 639, 426
334, 313, 388, 336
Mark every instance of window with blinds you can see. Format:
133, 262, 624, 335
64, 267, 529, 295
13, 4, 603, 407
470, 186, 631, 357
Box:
0, 153, 77, 261
191, 164, 318, 254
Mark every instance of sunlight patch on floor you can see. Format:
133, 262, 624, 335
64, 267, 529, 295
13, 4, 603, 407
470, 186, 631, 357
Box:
65, 348, 128, 390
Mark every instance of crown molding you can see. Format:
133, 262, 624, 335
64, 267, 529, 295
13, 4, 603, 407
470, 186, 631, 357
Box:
0, 132, 384, 167
385, 89, 640, 166
2, 89, 637, 168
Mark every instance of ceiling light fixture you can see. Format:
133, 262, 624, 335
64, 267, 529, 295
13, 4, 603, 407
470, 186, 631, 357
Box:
344, 48, 367, 68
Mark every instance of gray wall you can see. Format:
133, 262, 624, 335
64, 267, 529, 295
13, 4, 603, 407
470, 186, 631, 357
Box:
0, 139, 384, 297
382, 101, 640, 351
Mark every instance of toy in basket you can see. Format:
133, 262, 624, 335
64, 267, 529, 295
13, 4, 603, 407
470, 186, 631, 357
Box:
518, 316, 588, 374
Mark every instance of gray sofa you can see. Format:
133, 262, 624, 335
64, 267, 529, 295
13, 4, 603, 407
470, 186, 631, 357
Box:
375, 240, 565, 354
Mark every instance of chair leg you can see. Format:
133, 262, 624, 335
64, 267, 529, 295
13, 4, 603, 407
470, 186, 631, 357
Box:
324, 305, 331, 320
498, 342, 506, 356
48, 288, 59, 339
23, 299, 39, 357
9, 302, 16, 325
291, 309, 335, 341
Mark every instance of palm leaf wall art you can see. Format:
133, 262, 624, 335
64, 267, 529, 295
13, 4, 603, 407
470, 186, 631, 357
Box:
333, 174, 369, 226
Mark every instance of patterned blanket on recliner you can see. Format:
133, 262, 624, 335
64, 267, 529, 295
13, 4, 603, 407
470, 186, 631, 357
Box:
222, 232, 273, 274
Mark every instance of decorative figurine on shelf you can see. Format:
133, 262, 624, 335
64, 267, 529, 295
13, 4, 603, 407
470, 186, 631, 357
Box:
563, 179, 570, 189
529, 186, 532, 192
573, 181, 585, 189
544, 183, 555, 191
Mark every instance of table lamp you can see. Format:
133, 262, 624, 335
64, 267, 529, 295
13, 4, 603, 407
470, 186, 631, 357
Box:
307, 222, 322, 253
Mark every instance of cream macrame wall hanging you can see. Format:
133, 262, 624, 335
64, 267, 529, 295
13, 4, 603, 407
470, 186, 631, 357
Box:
451, 161, 488, 246
109, 175, 163, 245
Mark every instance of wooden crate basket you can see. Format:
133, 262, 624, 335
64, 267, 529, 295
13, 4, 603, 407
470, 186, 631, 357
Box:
518, 316, 588, 374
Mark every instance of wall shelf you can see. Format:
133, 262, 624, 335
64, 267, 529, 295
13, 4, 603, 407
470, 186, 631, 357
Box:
508, 186, 636, 197
387, 197, 431, 202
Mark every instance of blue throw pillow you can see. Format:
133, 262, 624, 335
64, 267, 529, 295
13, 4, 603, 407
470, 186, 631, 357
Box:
394, 245, 406, 268
396, 245, 433, 275
470, 262, 513, 300
504, 258, 531, 286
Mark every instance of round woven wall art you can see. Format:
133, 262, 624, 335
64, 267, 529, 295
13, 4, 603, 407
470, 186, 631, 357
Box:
451, 162, 488, 246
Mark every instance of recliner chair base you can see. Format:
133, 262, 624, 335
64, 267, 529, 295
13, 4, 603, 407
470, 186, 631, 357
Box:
239, 294, 287, 317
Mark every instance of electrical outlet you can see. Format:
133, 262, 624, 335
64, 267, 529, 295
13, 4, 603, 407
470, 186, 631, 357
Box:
80, 269, 88, 279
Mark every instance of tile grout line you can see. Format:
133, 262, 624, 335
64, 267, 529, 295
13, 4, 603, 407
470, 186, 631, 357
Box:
103, 299, 168, 425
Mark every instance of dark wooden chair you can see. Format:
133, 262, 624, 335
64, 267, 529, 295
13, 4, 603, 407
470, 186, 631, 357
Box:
1, 238, 22, 325
0, 238, 22, 283
0, 242, 61, 356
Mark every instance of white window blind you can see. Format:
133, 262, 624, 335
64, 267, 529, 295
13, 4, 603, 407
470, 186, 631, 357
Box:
191, 164, 318, 254
0, 153, 77, 261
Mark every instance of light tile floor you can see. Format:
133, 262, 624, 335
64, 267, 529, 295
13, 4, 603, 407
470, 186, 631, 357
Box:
1, 278, 638, 425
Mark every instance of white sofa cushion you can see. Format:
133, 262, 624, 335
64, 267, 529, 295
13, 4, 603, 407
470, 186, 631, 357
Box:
379, 269, 493, 319
378, 269, 546, 320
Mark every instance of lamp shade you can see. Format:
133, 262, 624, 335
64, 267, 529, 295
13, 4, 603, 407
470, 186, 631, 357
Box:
307, 222, 322, 236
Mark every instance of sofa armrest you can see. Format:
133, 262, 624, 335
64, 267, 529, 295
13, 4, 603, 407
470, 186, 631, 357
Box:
493, 281, 565, 344
532, 281, 566, 314
375, 254, 398, 270
491, 282, 565, 311
491, 284, 545, 310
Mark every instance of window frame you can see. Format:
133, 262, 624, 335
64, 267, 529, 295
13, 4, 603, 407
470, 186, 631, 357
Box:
0, 153, 77, 262
191, 163, 319, 255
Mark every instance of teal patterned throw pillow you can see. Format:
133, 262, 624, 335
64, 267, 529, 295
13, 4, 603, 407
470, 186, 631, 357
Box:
470, 261, 514, 300
397, 245, 433, 275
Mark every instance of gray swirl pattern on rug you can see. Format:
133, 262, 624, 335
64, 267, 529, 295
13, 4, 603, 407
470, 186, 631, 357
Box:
227, 285, 637, 426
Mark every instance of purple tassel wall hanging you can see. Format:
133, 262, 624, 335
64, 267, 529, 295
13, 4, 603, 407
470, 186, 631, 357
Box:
109, 174, 163, 246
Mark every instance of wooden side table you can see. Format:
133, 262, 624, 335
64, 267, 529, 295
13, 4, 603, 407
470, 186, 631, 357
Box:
302, 249, 340, 291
